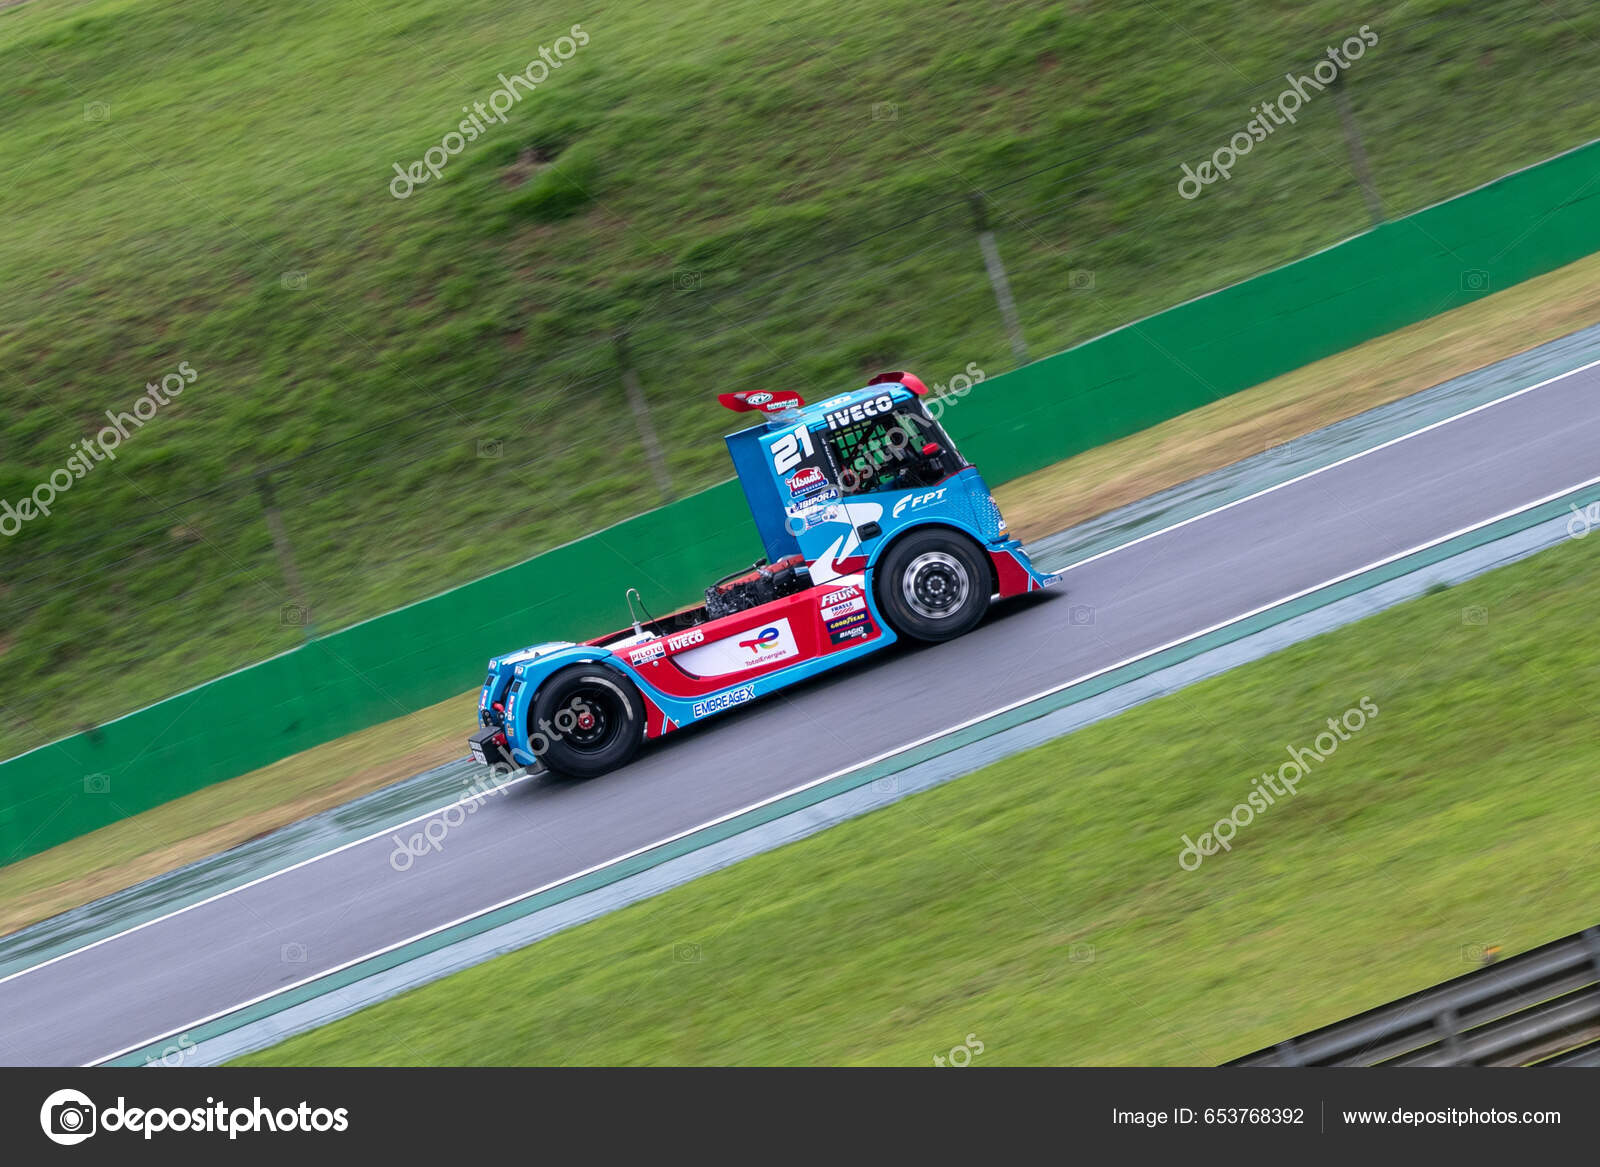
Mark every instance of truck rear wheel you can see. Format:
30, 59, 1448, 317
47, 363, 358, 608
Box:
531, 665, 646, 778
873, 528, 990, 643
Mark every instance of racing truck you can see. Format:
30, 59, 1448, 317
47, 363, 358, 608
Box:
469, 371, 1059, 778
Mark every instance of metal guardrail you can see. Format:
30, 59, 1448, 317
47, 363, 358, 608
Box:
1231, 925, 1600, 1066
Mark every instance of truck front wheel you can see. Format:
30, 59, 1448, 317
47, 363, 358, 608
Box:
873, 529, 991, 643
530, 665, 646, 778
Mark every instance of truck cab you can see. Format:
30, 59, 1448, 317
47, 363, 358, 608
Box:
724, 374, 1041, 592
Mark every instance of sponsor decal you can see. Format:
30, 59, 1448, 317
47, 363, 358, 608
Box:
666, 628, 706, 652
821, 596, 865, 621
820, 586, 860, 607
891, 487, 949, 518
785, 486, 842, 530
824, 393, 894, 431
738, 626, 782, 653
825, 609, 869, 634
747, 392, 773, 406
693, 684, 756, 719
787, 466, 827, 496
787, 497, 842, 530
677, 617, 801, 673
829, 624, 870, 644
786, 487, 839, 516
627, 641, 665, 666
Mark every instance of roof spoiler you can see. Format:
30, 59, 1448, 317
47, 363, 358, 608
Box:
866, 370, 928, 396
717, 389, 806, 414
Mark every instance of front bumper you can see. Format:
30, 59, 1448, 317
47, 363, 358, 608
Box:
989, 539, 1061, 596
468, 726, 514, 769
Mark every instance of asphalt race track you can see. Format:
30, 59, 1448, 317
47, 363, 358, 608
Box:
3, 360, 1599, 1065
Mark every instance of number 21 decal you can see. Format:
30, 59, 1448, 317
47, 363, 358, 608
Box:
771, 425, 815, 473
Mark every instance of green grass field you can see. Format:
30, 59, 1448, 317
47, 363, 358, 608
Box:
240, 529, 1600, 1066
4, 0, 1599, 757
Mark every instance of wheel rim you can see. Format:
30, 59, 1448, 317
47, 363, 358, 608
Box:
901, 550, 971, 620
560, 685, 620, 752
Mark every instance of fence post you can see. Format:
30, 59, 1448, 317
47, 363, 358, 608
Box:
612, 329, 673, 502
1332, 74, 1384, 226
254, 470, 315, 640
968, 193, 1030, 367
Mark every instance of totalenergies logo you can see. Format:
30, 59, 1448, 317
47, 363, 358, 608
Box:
738, 627, 781, 652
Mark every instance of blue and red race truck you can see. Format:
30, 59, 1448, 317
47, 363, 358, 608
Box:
469, 371, 1058, 777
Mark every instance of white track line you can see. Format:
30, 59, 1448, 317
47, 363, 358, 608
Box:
1062, 353, 1600, 572
87, 470, 1600, 1066
0, 770, 539, 991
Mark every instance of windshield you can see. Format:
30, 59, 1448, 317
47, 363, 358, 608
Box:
822, 404, 965, 495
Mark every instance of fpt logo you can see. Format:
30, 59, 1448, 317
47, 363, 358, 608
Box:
738, 627, 781, 652
41, 1089, 96, 1145
892, 487, 948, 518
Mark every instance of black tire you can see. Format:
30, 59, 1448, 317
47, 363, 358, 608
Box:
873, 528, 991, 643
530, 664, 646, 778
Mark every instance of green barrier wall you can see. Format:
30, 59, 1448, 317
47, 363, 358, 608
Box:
5, 140, 1600, 864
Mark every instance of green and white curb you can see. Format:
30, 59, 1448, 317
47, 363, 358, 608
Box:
104, 479, 1600, 1066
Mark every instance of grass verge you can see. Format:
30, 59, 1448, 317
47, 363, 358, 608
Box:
238, 529, 1600, 1065
4, 255, 1598, 938
4, 0, 1600, 755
